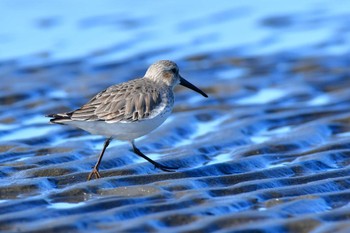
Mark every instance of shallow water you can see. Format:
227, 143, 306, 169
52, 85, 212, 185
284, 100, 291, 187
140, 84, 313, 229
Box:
1, 0, 350, 232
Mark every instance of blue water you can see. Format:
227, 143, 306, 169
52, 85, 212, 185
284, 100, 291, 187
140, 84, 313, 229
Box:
1, 0, 349, 63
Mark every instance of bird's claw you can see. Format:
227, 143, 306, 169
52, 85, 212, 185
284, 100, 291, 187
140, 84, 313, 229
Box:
87, 167, 101, 180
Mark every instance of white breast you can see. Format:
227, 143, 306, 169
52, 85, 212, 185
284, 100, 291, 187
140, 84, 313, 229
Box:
66, 103, 172, 141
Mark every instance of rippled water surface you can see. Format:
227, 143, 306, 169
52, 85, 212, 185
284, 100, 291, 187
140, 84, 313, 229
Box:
1, 0, 350, 232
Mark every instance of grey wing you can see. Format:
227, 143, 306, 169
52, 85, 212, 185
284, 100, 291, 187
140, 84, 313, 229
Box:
70, 82, 162, 122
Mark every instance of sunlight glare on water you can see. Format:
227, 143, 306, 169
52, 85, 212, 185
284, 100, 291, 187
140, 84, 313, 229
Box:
49, 202, 86, 209
0, 126, 55, 141
236, 88, 286, 105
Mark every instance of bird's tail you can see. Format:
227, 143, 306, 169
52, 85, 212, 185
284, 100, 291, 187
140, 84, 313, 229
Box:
46, 112, 73, 124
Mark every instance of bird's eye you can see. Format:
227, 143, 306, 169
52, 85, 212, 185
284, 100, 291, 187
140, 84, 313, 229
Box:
170, 68, 177, 73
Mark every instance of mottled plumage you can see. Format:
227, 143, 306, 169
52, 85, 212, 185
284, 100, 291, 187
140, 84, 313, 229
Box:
71, 78, 169, 122
47, 60, 208, 180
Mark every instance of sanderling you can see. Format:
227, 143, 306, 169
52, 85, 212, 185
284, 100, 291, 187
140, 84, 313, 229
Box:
47, 60, 208, 180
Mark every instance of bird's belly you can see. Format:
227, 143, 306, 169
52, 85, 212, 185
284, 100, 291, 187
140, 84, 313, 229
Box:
68, 110, 170, 140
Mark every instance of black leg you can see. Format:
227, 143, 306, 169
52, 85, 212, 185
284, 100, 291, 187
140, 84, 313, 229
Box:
130, 140, 178, 172
87, 137, 112, 180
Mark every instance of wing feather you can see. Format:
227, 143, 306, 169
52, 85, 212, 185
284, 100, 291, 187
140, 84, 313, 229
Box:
70, 78, 163, 122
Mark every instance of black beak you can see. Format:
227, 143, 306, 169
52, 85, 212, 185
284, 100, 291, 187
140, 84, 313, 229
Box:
180, 77, 208, 98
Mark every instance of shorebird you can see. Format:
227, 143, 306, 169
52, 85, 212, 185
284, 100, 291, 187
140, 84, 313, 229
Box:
47, 60, 208, 180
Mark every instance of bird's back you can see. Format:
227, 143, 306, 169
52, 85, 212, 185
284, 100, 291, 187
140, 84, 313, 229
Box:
49, 78, 174, 124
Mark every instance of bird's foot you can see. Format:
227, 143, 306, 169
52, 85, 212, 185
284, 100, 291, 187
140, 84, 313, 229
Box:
153, 162, 178, 172
87, 167, 101, 180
